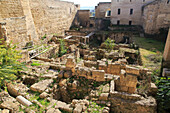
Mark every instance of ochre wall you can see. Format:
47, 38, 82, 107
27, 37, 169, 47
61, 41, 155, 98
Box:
143, 0, 170, 34
29, 0, 78, 36
0, 0, 78, 48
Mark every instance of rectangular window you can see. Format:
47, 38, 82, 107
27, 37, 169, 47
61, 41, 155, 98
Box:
117, 20, 120, 25
118, 9, 121, 15
130, 9, 133, 15
129, 21, 132, 25
143, 0, 145, 2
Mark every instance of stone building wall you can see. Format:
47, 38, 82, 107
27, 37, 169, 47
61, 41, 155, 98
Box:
142, 0, 170, 34
0, 0, 79, 48
29, 0, 78, 36
110, 0, 154, 25
95, 2, 111, 18
0, 0, 28, 47
75, 10, 90, 27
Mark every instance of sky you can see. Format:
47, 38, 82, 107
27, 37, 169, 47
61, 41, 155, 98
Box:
61, 0, 111, 10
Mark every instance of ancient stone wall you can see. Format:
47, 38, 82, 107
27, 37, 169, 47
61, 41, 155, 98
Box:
75, 10, 90, 27
142, 0, 170, 34
0, 0, 79, 48
29, 0, 78, 37
0, 0, 28, 47
95, 2, 111, 18
111, 0, 154, 25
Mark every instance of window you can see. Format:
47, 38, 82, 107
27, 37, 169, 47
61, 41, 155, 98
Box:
130, 9, 133, 15
143, 0, 145, 2
167, 0, 170, 4
107, 10, 111, 16
117, 20, 120, 25
117, 0, 119, 2
129, 21, 132, 25
130, 0, 132, 2
118, 9, 121, 15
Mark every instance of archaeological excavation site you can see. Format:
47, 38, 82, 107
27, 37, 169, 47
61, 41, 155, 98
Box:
0, 0, 170, 113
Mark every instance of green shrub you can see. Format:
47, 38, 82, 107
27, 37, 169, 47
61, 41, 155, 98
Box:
104, 38, 115, 52
0, 42, 25, 87
156, 77, 170, 112
58, 39, 67, 57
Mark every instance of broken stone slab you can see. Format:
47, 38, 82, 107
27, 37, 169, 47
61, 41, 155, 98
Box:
7, 83, 29, 97
73, 104, 83, 113
39, 92, 49, 99
55, 101, 73, 113
30, 79, 53, 93
110, 91, 142, 100
41, 73, 57, 79
0, 91, 20, 112
46, 108, 61, 113
16, 96, 32, 107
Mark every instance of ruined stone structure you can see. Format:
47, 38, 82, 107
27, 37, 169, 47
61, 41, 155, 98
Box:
95, 2, 111, 18
73, 10, 90, 27
142, 0, 170, 34
0, 0, 79, 47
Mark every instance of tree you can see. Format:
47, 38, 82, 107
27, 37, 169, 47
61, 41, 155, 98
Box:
0, 41, 24, 87
104, 38, 115, 52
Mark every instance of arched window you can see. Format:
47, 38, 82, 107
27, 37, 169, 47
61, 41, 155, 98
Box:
105, 9, 111, 17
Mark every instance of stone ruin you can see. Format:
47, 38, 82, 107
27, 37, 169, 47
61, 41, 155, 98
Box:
0, 30, 158, 113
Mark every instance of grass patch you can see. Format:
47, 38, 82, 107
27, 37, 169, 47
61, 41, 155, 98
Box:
31, 61, 41, 66
133, 36, 164, 53
133, 36, 164, 74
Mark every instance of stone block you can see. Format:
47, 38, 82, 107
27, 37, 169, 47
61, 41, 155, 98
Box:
126, 66, 140, 75
108, 63, 121, 75
92, 70, 105, 81
16, 96, 32, 107
128, 87, 136, 94
73, 104, 83, 113
7, 83, 29, 97
30, 79, 53, 93
99, 93, 109, 101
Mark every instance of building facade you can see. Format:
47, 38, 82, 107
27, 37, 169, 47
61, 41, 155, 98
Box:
95, 2, 111, 18
110, 0, 154, 26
